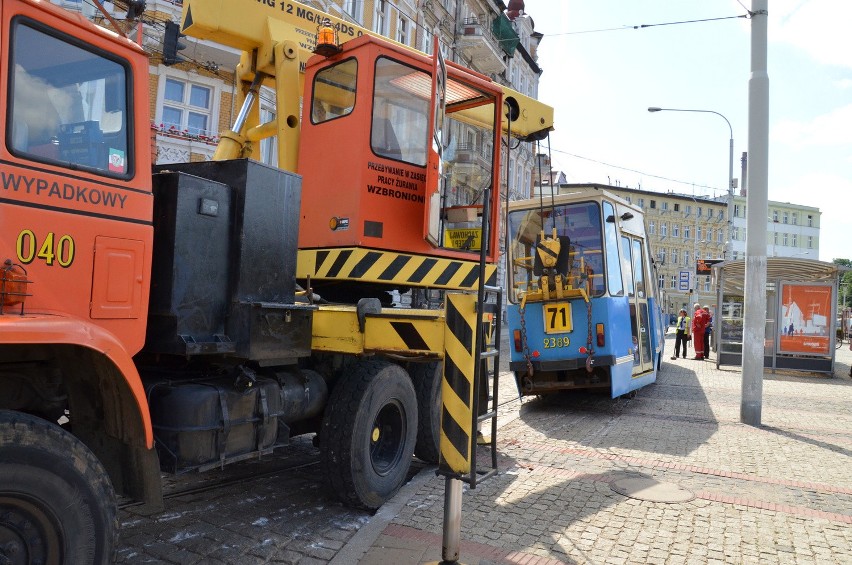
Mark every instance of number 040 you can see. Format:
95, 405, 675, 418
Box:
16, 230, 75, 268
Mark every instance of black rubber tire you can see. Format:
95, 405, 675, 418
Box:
0, 410, 118, 565
319, 359, 417, 510
410, 361, 441, 464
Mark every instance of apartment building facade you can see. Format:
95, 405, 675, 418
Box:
729, 195, 820, 260
55, 0, 543, 195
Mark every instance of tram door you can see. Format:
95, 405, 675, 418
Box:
620, 234, 654, 374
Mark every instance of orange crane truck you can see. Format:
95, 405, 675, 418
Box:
0, 0, 553, 562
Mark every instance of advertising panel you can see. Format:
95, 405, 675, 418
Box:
778, 283, 834, 355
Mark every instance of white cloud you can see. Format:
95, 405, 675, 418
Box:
770, 0, 852, 69
772, 104, 852, 148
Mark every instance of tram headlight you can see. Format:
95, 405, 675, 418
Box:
512, 329, 522, 352
596, 323, 605, 347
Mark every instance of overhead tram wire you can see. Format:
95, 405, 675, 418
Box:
548, 147, 728, 198
544, 13, 749, 37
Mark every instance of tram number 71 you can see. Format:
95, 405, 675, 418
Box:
543, 302, 572, 334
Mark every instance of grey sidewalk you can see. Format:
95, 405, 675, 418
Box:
340, 337, 852, 564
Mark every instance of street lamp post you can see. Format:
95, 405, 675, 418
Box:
648, 107, 734, 259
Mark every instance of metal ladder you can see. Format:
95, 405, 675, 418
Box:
468, 185, 501, 488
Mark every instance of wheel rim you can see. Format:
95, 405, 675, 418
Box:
369, 400, 406, 476
0, 495, 62, 565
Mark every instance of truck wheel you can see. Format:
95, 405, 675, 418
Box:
410, 362, 441, 464
0, 410, 117, 565
320, 359, 417, 510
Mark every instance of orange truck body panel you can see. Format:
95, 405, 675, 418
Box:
0, 0, 154, 445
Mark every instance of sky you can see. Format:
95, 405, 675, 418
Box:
529, 0, 852, 263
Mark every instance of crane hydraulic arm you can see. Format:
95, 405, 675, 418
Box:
180, 0, 553, 169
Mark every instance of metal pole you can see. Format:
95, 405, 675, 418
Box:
741, 0, 769, 426
441, 477, 463, 563
727, 136, 734, 259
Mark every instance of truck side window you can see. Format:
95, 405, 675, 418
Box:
7, 19, 131, 177
311, 58, 357, 124
371, 57, 428, 166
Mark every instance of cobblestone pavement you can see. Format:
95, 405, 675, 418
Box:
118, 333, 852, 564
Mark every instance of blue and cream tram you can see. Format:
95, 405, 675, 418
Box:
506, 186, 665, 398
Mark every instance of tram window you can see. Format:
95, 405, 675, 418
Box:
632, 239, 646, 298
603, 201, 623, 296
507, 201, 606, 302
620, 235, 634, 297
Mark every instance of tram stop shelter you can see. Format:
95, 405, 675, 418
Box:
712, 258, 840, 374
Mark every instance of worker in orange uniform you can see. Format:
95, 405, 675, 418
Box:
691, 302, 708, 360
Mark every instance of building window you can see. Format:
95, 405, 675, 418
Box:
774, 232, 778, 245
683, 250, 689, 266
685, 205, 692, 215
704, 276, 711, 292
661, 222, 667, 236
648, 199, 655, 209
734, 204, 740, 218
792, 234, 798, 247
792, 212, 798, 225
397, 16, 408, 44
670, 249, 677, 264
783, 233, 789, 246
783, 211, 789, 224
707, 207, 713, 218
162, 78, 213, 137
343, 0, 362, 22
717, 229, 723, 243
808, 236, 813, 249
773, 210, 779, 222
670, 275, 676, 289
718, 209, 724, 220
732, 227, 739, 241
649, 221, 656, 235
638, 198, 645, 208
672, 224, 679, 237
697, 206, 702, 217
684, 226, 690, 239
808, 214, 813, 227
374, 0, 388, 35
421, 26, 433, 54
674, 203, 680, 212
661, 201, 668, 211
697, 226, 702, 241
658, 274, 665, 288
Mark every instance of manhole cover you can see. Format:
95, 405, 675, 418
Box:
610, 477, 694, 503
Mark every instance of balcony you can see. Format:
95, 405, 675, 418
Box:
457, 18, 507, 75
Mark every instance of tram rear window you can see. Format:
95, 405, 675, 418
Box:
507, 201, 606, 302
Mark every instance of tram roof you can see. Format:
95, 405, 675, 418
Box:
713, 258, 839, 294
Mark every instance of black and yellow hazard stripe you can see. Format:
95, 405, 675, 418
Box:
438, 293, 477, 476
363, 313, 444, 355
297, 247, 497, 290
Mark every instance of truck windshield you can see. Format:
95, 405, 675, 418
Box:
8, 20, 131, 177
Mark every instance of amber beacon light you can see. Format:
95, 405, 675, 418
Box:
314, 18, 341, 57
